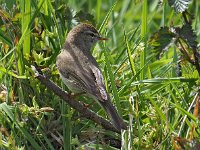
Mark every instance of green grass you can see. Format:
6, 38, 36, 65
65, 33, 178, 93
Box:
0, 0, 200, 149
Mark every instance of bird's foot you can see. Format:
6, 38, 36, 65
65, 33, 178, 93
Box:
83, 101, 96, 108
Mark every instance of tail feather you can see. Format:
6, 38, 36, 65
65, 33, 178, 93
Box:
99, 100, 127, 131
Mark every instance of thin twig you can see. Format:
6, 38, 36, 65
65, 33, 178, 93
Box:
182, 12, 189, 24
177, 39, 200, 76
191, 47, 200, 76
177, 39, 195, 65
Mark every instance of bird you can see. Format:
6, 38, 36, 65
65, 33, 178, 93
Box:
56, 23, 126, 131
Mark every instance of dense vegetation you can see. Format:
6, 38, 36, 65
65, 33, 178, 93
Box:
0, 0, 199, 149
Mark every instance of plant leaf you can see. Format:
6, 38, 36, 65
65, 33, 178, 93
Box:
168, 0, 192, 13
149, 27, 176, 59
176, 23, 198, 49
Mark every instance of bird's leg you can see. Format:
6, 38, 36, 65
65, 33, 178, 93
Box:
83, 101, 96, 108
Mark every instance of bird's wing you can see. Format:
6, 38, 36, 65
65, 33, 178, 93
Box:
89, 65, 109, 101
77, 48, 109, 102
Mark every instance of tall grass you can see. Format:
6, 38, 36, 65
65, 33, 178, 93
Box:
0, 0, 199, 149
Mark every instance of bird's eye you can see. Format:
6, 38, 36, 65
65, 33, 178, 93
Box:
88, 33, 95, 37
84, 31, 98, 38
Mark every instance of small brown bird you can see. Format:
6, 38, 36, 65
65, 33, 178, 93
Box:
56, 23, 126, 130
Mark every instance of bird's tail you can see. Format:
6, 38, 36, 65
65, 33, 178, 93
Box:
99, 100, 127, 131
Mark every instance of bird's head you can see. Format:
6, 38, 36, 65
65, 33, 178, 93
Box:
66, 23, 108, 50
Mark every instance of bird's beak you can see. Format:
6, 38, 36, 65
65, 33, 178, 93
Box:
98, 37, 109, 41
